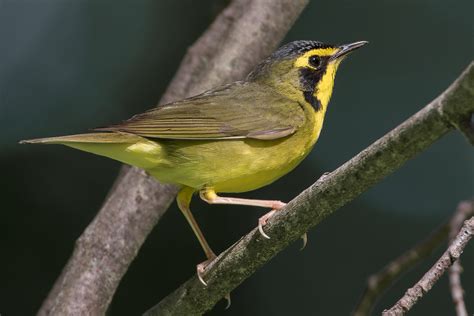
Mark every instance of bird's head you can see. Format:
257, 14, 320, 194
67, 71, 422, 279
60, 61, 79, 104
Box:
248, 40, 367, 111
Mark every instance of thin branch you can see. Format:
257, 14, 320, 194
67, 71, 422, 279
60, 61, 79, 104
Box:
144, 63, 474, 315
450, 261, 467, 316
383, 214, 474, 315
37, 0, 309, 315
352, 200, 474, 316
352, 223, 449, 316
448, 201, 473, 316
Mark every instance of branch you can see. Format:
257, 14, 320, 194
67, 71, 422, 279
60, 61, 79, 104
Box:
352, 223, 449, 316
38, 0, 309, 314
448, 201, 473, 316
352, 200, 474, 316
383, 212, 474, 315
144, 63, 474, 315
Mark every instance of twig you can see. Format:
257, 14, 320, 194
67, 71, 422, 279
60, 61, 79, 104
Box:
450, 261, 467, 316
352, 200, 474, 316
382, 214, 474, 315
352, 224, 449, 316
144, 63, 474, 315
37, 0, 309, 315
448, 201, 473, 316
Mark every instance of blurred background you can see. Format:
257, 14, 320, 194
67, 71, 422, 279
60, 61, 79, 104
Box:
1, 0, 473, 315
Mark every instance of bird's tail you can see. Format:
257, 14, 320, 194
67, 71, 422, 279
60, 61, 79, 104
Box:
19, 132, 141, 144
20, 132, 165, 169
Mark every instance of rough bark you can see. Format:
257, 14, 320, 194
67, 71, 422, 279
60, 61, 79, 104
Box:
38, 0, 309, 314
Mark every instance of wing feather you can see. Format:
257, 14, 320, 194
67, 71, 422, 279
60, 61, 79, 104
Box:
95, 82, 305, 140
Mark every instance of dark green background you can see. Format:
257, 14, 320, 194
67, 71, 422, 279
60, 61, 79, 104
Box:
1, 0, 473, 315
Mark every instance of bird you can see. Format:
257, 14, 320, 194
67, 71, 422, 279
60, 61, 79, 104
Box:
21, 40, 367, 286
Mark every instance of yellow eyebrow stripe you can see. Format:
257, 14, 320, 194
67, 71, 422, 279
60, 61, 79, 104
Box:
293, 48, 338, 68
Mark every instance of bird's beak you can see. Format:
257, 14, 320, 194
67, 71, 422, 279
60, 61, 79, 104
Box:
331, 41, 368, 60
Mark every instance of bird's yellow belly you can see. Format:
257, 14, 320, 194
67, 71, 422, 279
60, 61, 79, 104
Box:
148, 123, 321, 193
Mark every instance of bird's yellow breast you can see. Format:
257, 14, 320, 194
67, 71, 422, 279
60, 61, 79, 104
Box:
147, 102, 324, 193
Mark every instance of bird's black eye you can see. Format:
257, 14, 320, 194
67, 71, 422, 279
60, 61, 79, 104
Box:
309, 55, 321, 68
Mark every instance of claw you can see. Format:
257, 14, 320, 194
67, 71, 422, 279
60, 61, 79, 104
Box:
197, 263, 208, 286
196, 255, 216, 286
258, 220, 271, 239
198, 275, 207, 286
258, 209, 276, 239
224, 293, 231, 309
300, 233, 308, 251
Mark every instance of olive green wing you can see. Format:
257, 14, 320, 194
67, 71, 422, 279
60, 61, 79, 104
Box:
95, 82, 305, 140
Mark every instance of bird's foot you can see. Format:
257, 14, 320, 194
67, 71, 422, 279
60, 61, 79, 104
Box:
258, 201, 286, 239
197, 256, 231, 308
196, 253, 217, 286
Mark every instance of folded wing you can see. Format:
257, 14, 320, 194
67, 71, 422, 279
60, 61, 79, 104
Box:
95, 82, 305, 140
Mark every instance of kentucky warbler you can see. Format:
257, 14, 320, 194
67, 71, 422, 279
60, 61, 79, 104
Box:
21, 40, 367, 285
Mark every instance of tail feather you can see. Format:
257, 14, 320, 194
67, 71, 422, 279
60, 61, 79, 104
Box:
20, 131, 164, 169
19, 132, 142, 145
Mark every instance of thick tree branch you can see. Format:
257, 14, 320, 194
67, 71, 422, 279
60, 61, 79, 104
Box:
383, 213, 474, 315
145, 63, 474, 315
38, 0, 309, 314
352, 200, 474, 316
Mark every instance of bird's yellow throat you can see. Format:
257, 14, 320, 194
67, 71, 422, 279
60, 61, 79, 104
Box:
313, 60, 341, 110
